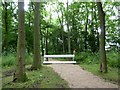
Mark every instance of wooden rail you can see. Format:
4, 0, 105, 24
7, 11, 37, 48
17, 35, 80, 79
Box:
43, 54, 76, 64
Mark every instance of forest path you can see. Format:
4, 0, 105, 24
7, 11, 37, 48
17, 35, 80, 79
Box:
47, 61, 118, 88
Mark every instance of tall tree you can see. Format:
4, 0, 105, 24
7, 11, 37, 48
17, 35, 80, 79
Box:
31, 2, 41, 70
94, 3, 99, 52
25, 2, 34, 54
84, 3, 88, 51
66, 0, 71, 54
96, 1, 107, 73
2, 1, 9, 53
56, 2, 65, 53
45, 28, 48, 60
13, 1, 27, 82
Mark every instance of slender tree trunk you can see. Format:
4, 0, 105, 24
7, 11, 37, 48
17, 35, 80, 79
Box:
39, 3, 44, 56
41, 35, 44, 56
94, 3, 99, 51
61, 27, 65, 53
85, 3, 88, 51
61, 11, 65, 53
96, 1, 107, 73
66, 1, 71, 54
91, 2, 96, 52
13, 1, 27, 82
2, 2, 8, 53
71, 9, 78, 52
27, 7, 31, 53
31, 2, 41, 70
45, 28, 48, 61
57, 8, 65, 53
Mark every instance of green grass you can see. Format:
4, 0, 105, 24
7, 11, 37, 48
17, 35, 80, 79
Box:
75, 51, 119, 84
80, 64, 118, 85
2, 52, 118, 88
2, 65, 69, 88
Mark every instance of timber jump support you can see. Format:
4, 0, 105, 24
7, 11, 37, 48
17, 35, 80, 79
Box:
43, 54, 76, 64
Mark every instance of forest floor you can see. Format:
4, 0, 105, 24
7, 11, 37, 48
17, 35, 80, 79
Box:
47, 59, 118, 88
2, 65, 69, 88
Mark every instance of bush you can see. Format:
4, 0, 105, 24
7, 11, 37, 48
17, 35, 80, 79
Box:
25, 54, 33, 65
75, 52, 87, 63
75, 52, 99, 64
2, 54, 16, 67
107, 51, 119, 68
75, 51, 119, 68
2, 53, 33, 67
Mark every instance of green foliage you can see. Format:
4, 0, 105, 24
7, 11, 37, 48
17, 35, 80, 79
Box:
2, 54, 16, 67
2, 54, 33, 67
75, 51, 119, 68
2, 1, 119, 74
2, 2, 119, 54
107, 51, 119, 68
75, 52, 99, 64
25, 54, 33, 65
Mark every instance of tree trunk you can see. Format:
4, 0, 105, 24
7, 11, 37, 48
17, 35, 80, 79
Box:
56, 8, 65, 53
39, 3, 44, 56
91, 2, 96, 52
61, 11, 65, 53
94, 3, 99, 52
96, 1, 107, 73
45, 28, 48, 61
66, 1, 71, 54
41, 35, 44, 56
13, 1, 27, 82
85, 3, 88, 51
31, 2, 41, 70
2, 2, 8, 53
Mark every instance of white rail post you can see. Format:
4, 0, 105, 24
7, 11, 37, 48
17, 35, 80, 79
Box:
43, 48, 46, 61
73, 50, 76, 61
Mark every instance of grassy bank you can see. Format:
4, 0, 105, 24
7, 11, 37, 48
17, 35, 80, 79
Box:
75, 51, 119, 85
75, 51, 119, 68
80, 64, 118, 85
2, 65, 69, 88
2, 54, 69, 88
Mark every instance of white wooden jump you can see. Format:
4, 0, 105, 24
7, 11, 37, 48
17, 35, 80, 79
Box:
43, 54, 76, 64
44, 55, 75, 58
43, 61, 76, 64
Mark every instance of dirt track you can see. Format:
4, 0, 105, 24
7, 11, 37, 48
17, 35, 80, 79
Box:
49, 64, 118, 88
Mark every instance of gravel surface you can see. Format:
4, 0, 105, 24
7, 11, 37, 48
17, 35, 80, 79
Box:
49, 64, 118, 88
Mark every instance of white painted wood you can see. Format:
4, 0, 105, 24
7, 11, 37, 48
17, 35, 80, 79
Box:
43, 61, 76, 64
44, 55, 75, 58
43, 54, 75, 63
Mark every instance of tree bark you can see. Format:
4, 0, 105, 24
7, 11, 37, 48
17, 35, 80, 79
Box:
56, 8, 65, 53
31, 2, 41, 70
2, 2, 8, 53
45, 28, 48, 61
96, 1, 107, 73
61, 17, 65, 53
13, 1, 27, 82
94, 3, 99, 52
66, 1, 71, 54
85, 3, 88, 51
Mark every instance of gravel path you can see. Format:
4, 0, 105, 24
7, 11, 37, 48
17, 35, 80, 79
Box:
49, 64, 118, 88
